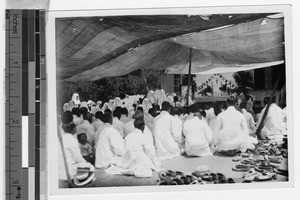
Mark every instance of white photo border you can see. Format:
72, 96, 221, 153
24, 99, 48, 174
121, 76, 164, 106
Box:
46, 4, 293, 197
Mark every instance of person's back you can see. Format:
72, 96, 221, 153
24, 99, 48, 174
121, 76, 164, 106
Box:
154, 102, 181, 160
95, 126, 125, 169
183, 116, 212, 156
215, 96, 253, 152
258, 101, 284, 138
95, 114, 125, 169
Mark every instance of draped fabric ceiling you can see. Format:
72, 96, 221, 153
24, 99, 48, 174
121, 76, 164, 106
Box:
56, 13, 284, 82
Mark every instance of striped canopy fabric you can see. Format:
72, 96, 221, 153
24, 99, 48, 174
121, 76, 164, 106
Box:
56, 13, 284, 82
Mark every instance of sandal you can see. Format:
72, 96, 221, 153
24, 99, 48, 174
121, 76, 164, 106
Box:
158, 171, 172, 184
201, 174, 213, 181
227, 178, 235, 183
166, 170, 177, 178
274, 168, 288, 176
241, 160, 257, 166
232, 154, 242, 162
233, 165, 251, 172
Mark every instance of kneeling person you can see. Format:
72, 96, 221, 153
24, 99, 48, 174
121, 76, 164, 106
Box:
183, 104, 213, 157
95, 114, 125, 169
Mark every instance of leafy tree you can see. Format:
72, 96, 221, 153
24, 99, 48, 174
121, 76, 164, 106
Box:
57, 69, 162, 112
232, 71, 253, 94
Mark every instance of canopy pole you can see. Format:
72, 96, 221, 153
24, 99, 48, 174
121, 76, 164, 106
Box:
57, 115, 74, 188
186, 48, 192, 107
255, 67, 283, 139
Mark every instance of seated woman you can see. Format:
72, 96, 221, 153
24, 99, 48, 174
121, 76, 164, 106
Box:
58, 112, 87, 180
105, 115, 161, 178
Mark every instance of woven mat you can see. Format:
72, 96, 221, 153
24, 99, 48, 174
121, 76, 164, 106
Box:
59, 155, 288, 188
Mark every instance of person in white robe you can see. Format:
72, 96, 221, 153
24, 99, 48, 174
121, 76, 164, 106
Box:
240, 102, 256, 135
215, 96, 254, 152
124, 110, 154, 143
91, 111, 103, 132
183, 104, 213, 157
256, 96, 284, 140
112, 108, 125, 138
154, 89, 167, 107
154, 101, 182, 160
105, 117, 161, 177
76, 113, 95, 144
120, 107, 131, 124
146, 90, 157, 105
208, 102, 223, 146
71, 93, 81, 107
95, 114, 125, 169
58, 112, 87, 180
71, 108, 83, 127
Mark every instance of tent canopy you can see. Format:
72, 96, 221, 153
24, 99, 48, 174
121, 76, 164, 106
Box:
56, 13, 284, 82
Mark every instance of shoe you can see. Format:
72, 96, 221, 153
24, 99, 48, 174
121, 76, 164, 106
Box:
227, 178, 235, 183
166, 170, 177, 178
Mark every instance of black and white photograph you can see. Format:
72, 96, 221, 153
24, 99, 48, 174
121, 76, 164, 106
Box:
46, 4, 293, 195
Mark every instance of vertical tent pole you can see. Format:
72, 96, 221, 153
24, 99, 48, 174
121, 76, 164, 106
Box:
186, 48, 192, 107
255, 67, 283, 139
57, 115, 74, 188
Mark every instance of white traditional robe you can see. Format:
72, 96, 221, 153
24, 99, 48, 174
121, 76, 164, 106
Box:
256, 103, 284, 139
91, 119, 103, 132
215, 106, 254, 152
95, 126, 125, 169
93, 123, 109, 148
58, 133, 86, 180
105, 128, 161, 177
153, 111, 182, 160
120, 114, 131, 124
76, 120, 95, 144
183, 117, 213, 157
112, 117, 125, 138
124, 119, 154, 145
242, 108, 256, 134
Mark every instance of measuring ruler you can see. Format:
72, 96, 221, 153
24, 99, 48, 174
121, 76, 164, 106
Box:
5, 10, 46, 200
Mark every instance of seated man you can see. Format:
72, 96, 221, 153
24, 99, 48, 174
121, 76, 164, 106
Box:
215, 96, 254, 153
95, 114, 125, 169
153, 101, 182, 160
183, 104, 213, 157
256, 96, 284, 140
112, 107, 125, 138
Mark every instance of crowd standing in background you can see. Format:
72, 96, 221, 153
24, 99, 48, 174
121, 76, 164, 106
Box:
58, 89, 287, 180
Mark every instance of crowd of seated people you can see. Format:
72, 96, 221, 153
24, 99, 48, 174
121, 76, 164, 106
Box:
58, 90, 287, 181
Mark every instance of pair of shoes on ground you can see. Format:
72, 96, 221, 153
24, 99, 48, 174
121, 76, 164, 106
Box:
243, 169, 277, 182
158, 170, 206, 186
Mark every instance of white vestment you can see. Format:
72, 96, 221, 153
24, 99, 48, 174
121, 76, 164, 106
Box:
153, 111, 182, 160
183, 117, 213, 157
215, 106, 254, 152
257, 103, 284, 139
105, 128, 161, 177
95, 126, 125, 169
112, 117, 125, 138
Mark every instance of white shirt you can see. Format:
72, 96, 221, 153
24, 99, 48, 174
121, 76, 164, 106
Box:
76, 120, 95, 144
257, 103, 284, 137
58, 133, 86, 180
205, 107, 215, 126
183, 116, 213, 156
153, 111, 182, 160
95, 126, 125, 168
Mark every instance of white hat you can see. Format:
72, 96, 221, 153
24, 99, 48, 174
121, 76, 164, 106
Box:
73, 163, 95, 186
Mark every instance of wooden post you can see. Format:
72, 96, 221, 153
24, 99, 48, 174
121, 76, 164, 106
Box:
186, 48, 192, 106
255, 68, 283, 139
57, 115, 74, 188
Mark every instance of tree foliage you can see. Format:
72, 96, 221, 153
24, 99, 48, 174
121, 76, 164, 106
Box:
57, 69, 162, 111
232, 71, 253, 94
